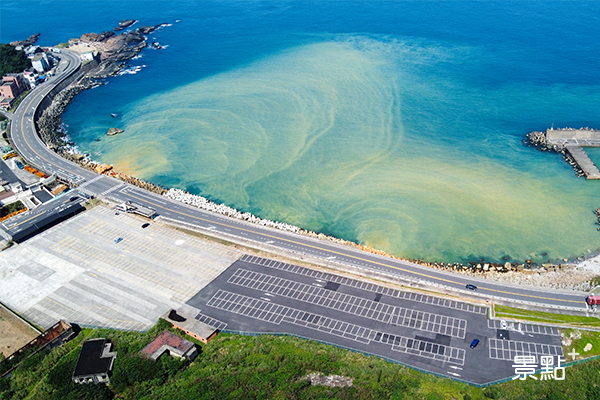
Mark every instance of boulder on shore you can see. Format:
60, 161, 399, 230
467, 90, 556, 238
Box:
107, 127, 124, 136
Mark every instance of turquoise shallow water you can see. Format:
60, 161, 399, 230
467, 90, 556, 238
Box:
3, 1, 600, 264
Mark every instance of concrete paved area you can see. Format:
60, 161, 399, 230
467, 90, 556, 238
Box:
0, 205, 240, 331
187, 255, 564, 385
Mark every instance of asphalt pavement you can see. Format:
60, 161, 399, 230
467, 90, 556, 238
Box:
186, 256, 565, 385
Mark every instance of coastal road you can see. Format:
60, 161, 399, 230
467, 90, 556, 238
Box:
9, 49, 591, 311
10, 49, 94, 185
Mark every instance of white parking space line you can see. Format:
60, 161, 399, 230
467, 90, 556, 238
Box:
207, 289, 465, 365
240, 254, 487, 315
227, 268, 467, 338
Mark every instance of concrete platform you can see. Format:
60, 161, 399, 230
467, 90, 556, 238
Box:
0, 205, 241, 331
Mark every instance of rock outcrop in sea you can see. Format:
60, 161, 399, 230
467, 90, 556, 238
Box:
106, 127, 123, 136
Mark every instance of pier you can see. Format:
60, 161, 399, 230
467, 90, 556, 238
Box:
529, 127, 600, 180
565, 145, 600, 179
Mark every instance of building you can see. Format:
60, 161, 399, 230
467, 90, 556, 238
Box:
80, 51, 96, 62
72, 338, 117, 384
0, 81, 20, 99
0, 97, 14, 110
31, 53, 50, 73
162, 309, 218, 344
22, 71, 37, 88
2, 74, 27, 95
141, 330, 198, 361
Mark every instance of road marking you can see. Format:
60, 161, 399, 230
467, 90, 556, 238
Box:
126, 192, 582, 305
6, 210, 48, 230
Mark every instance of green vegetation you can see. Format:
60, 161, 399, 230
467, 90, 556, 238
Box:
561, 329, 600, 360
0, 44, 31, 77
0, 201, 25, 218
8, 91, 31, 113
2, 319, 600, 399
495, 305, 600, 328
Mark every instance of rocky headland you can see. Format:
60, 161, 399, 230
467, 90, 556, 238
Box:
10, 33, 40, 48
36, 20, 169, 152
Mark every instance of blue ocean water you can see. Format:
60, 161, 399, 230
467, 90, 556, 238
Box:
2, 1, 600, 264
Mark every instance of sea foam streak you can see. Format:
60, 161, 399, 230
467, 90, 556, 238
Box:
91, 36, 600, 263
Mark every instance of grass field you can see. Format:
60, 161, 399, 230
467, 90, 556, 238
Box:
1, 320, 600, 400
494, 305, 600, 328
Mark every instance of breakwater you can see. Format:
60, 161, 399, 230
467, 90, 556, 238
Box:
527, 127, 600, 179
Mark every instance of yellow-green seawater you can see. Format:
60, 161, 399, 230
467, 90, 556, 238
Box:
70, 35, 600, 265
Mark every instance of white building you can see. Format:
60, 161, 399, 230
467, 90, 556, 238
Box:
80, 51, 95, 62
31, 53, 49, 73
23, 71, 37, 88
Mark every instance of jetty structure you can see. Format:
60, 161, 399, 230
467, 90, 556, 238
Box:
528, 127, 600, 179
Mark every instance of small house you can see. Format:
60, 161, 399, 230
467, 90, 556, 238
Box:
141, 330, 198, 361
72, 338, 117, 384
162, 309, 218, 344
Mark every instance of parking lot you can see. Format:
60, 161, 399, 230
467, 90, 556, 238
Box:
0, 205, 240, 331
187, 255, 564, 385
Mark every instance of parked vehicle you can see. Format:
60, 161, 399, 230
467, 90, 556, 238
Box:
586, 295, 600, 305
470, 339, 480, 349
114, 237, 123, 244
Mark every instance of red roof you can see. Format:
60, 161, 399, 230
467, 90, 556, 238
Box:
141, 330, 194, 358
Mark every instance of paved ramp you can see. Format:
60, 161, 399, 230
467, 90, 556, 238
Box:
565, 145, 600, 179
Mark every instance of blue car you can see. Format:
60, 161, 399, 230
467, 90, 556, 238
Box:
114, 237, 123, 244
470, 339, 480, 349
466, 284, 477, 290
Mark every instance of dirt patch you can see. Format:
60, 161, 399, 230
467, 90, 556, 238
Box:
0, 305, 39, 358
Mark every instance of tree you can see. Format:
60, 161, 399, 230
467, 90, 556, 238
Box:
0, 44, 32, 77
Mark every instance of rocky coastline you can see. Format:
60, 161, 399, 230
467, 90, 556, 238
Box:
35, 21, 168, 156
28, 24, 600, 289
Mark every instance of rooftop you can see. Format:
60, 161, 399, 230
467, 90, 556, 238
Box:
73, 338, 117, 378
141, 330, 195, 360
162, 309, 218, 342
